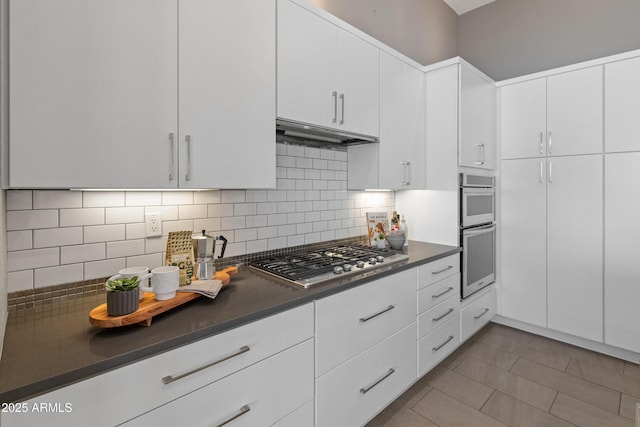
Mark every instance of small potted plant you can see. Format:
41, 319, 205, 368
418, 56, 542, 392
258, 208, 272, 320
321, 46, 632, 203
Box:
105, 276, 141, 316
374, 232, 386, 249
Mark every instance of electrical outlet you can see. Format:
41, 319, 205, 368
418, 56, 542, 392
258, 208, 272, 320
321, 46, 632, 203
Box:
145, 212, 162, 237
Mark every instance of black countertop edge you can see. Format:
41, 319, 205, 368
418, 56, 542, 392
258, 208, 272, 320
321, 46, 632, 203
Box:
0, 241, 460, 403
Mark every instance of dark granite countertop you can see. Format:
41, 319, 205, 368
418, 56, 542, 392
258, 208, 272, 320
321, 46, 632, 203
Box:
0, 241, 459, 403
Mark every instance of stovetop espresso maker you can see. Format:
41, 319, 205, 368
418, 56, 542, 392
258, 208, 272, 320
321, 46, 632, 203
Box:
192, 230, 227, 280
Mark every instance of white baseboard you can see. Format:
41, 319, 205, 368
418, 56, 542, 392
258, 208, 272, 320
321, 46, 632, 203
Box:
492, 315, 640, 364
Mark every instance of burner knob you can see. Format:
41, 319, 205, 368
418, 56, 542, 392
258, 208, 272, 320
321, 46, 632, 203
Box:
333, 266, 344, 274
368, 257, 377, 265
356, 261, 365, 268
377, 255, 385, 263
343, 264, 353, 272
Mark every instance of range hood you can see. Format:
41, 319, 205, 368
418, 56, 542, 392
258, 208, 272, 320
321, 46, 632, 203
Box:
276, 118, 379, 146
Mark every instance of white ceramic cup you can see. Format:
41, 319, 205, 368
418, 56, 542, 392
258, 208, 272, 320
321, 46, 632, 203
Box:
107, 267, 151, 300
139, 266, 179, 301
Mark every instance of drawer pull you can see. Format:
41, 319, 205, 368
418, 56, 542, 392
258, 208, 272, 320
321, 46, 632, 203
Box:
432, 307, 454, 322
359, 305, 395, 323
214, 405, 250, 427
432, 287, 454, 299
433, 335, 454, 352
432, 265, 454, 275
359, 368, 395, 394
162, 345, 250, 385
474, 308, 490, 320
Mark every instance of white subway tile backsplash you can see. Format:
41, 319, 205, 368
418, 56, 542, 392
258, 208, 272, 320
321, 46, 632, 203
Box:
296, 179, 313, 190
278, 224, 296, 237
304, 146, 320, 158
277, 201, 296, 213
287, 235, 305, 247
296, 222, 313, 234
321, 170, 335, 180
321, 149, 335, 160
221, 190, 245, 204
126, 191, 162, 206
59, 208, 103, 227
267, 213, 288, 226
267, 190, 287, 202
61, 243, 105, 264
34, 190, 82, 209
313, 180, 328, 190
106, 207, 144, 224
328, 181, 342, 191
83, 191, 124, 208
286, 190, 305, 201
126, 253, 163, 270
247, 239, 268, 253
321, 191, 335, 201
208, 204, 234, 217
277, 179, 296, 190
224, 242, 246, 257
84, 258, 127, 280
328, 200, 342, 210
313, 159, 328, 169
305, 190, 320, 201
305, 233, 321, 244
287, 212, 305, 224
193, 218, 221, 232
107, 239, 145, 258
193, 190, 221, 204
305, 169, 321, 180
313, 221, 328, 232
8, 210, 59, 230
286, 144, 305, 157
276, 155, 295, 168
276, 144, 287, 155
305, 211, 321, 222
335, 151, 347, 161
234, 203, 257, 216
335, 228, 349, 239
125, 223, 146, 240
8, 271, 34, 292
258, 226, 278, 240
296, 201, 313, 212
163, 220, 195, 235
246, 190, 268, 203
9, 248, 60, 272
276, 167, 287, 179
163, 191, 194, 205
246, 215, 268, 228
179, 204, 207, 220
296, 157, 313, 169
313, 201, 328, 211
7, 230, 32, 251
145, 236, 167, 254
35, 264, 84, 288
85, 224, 126, 243
268, 237, 287, 250
321, 230, 336, 241
235, 228, 257, 242
148, 205, 179, 221
256, 202, 278, 215
221, 216, 245, 230
34, 227, 83, 248
7, 190, 32, 211
321, 211, 335, 221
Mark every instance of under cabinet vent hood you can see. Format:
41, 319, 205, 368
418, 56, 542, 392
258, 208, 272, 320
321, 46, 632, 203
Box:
276, 118, 379, 146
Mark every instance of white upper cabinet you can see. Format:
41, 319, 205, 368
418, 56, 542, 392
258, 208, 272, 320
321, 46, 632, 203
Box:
605, 56, 640, 153
459, 64, 497, 170
277, 0, 379, 137
178, 0, 275, 189
9, 0, 275, 189
377, 52, 426, 189
501, 66, 603, 160
9, 0, 178, 188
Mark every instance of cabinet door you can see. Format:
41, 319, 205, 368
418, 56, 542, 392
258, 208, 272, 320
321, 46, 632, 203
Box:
179, 0, 275, 189
605, 56, 640, 153
547, 66, 603, 156
336, 30, 379, 137
9, 0, 178, 188
604, 153, 640, 353
500, 158, 547, 327
500, 79, 547, 160
459, 65, 496, 169
277, 0, 336, 128
378, 52, 426, 189
547, 155, 603, 342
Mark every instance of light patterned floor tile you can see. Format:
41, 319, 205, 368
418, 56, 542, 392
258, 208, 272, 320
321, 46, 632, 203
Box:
530, 334, 626, 373
481, 390, 575, 427
463, 340, 519, 370
479, 332, 571, 371
566, 358, 640, 398
426, 368, 494, 409
550, 393, 634, 427
413, 389, 508, 427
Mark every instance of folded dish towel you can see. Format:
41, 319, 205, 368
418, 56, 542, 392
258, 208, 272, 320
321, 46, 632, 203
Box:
176, 279, 224, 299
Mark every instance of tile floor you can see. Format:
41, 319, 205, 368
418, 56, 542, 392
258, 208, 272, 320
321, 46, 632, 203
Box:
367, 322, 640, 427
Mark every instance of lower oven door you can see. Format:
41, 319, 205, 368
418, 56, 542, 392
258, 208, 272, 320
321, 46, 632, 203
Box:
461, 223, 496, 299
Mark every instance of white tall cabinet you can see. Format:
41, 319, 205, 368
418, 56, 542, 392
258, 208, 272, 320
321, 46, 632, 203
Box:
9, 0, 275, 189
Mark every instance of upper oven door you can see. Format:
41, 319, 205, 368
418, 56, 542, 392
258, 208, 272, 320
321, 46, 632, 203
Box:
461, 187, 495, 228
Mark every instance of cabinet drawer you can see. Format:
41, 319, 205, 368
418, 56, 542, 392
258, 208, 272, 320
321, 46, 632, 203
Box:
316, 323, 417, 427
2, 303, 314, 427
273, 399, 314, 427
461, 287, 496, 341
418, 315, 461, 377
417, 254, 460, 289
418, 293, 460, 339
124, 339, 314, 427
418, 273, 460, 313
316, 268, 416, 376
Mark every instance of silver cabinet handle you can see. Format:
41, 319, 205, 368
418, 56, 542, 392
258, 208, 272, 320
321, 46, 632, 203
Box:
539, 131, 544, 154
214, 405, 250, 427
474, 308, 490, 320
474, 144, 485, 165
359, 368, 395, 394
339, 93, 345, 125
548, 131, 552, 154
359, 305, 394, 323
332, 91, 338, 124
433, 335, 454, 351
162, 345, 250, 384
432, 286, 454, 299
432, 307, 454, 322
168, 133, 175, 181
185, 134, 192, 182
405, 161, 411, 186
539, 161, 544, 184
432, 265, 454, 275
548, 160, 553, 184
399, 161, 411, 186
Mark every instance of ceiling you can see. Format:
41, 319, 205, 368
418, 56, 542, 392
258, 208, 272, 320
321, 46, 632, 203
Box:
442, 0, 495, 15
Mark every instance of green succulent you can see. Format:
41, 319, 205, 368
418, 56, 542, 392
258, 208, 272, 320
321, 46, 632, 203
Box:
106, 276, 140, 292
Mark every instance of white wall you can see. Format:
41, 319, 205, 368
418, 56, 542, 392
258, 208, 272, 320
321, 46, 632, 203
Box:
395, 190, 458, 246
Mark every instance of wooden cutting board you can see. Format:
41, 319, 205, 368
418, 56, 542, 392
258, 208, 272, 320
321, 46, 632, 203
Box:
89, 266, 238, 328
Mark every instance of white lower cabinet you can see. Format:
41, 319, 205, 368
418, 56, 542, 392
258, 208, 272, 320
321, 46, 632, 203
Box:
461, 287, 497, 341
124, 339, 314, 427
316, 324, 417, 427
418, 315, 461, 377
418, 291, 460, 339
272, 400, 314, 427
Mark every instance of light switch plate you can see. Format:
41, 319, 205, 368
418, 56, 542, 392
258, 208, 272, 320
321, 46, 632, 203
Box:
145, 212, 162, 237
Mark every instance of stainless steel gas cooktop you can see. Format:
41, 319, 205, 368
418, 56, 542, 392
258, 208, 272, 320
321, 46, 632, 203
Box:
249, 245, 409, 288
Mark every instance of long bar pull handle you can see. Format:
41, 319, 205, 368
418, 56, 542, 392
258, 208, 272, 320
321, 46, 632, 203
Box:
185, 135, 192, 182
214, 405, 251, 427
339, 93, 345, 125
405, 161, 411, 186
539, 131, 544, 154
332, 91, 338, 124
432, 307, 454, 322
548, 131, 552, 154
162, 345, 250, 384
360, 368, 395, 394
548, 160, 553, 184
432, 287, 454, 299
168, 133, 175, 181
399, 161, 410, 186
359, 305, 395, 323
433, 335, 455, 351
539, 161, 544, 184
474, 308, 490, 320
432, 265, 454, 275
474, 144, 485, 165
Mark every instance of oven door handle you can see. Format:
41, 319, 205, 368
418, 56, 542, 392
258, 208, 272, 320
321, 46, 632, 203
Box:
463, 224, 496, 236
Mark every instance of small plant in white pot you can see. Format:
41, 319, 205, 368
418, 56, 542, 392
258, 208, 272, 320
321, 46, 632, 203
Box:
105, 276, 140, 316
374, 232, 386, 249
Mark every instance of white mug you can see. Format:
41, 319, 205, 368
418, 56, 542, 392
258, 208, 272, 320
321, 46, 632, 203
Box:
139, 266, 180, 301
108, 267, 151, 299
